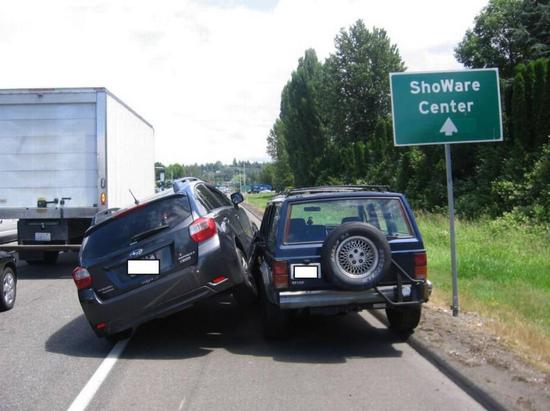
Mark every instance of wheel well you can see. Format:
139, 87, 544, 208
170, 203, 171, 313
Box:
234, 237, 245, 256
5, 262, 17, 276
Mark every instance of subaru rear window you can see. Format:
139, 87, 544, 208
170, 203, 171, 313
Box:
286, 198, 412, 243
82, 196, 192, 260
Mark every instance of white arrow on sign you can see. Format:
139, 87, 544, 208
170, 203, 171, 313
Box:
440, 117, 458, 136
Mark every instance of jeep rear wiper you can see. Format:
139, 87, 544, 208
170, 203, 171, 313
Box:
130, 224, 170, 243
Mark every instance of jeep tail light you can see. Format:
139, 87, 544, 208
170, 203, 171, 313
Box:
190, 217, 217, 242
272, 260, 289, 289
72, 266, 92, 290
414, 252, 427, 280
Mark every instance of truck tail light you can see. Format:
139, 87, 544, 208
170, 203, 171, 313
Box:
100, 192, 107, 205
414, 252, 428, 280
272, 260, 289, 289
189, 217, 217, 242
72, 266, 92, 290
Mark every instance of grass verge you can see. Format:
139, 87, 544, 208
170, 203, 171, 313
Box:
244, 192, 273, 210
416, 213, 550, 371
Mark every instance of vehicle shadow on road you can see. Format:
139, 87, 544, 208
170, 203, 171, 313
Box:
46, 295, 404, 362
16, 252, 78, 280
126, 296, 404, 364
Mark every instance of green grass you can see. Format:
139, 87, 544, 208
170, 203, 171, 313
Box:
417, 213, 550, 366
245, 193, 273, 210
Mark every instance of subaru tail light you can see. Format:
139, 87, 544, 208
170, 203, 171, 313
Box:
72, 266, 92, 290
189, 217, 217, 242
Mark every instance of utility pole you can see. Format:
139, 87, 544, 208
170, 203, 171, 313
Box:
243, 162, 246, 191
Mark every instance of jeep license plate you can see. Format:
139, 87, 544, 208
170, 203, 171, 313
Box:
292, 264, 320, 279
127, 259, 160, 275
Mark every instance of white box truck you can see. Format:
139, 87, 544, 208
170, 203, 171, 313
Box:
0, 88, 155, 263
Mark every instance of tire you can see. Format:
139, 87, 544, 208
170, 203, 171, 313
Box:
0, 266, 17, 312
105, 328, 132, 343
261, 296, 290, 339
386, 306, 421, 335
321, 222, 391, 290
232, 248, 258, 306
24, 251, 58, 265
44, 252, 59, 265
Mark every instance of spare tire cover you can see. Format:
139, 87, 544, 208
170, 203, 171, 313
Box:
321, 222, 391, 290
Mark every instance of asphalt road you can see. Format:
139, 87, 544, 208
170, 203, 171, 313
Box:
0, 213, 484, 411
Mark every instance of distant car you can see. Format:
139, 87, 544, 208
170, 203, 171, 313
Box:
72, 177, 258, 341
250, 185, 432, 338
0, 251, 17, 311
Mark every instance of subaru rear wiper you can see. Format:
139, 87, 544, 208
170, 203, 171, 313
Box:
130, 224, 170, 243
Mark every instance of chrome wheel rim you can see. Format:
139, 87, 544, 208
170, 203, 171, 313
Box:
3, 272, 15, 306
238, 250, 256, 292
336, 236, 379, 279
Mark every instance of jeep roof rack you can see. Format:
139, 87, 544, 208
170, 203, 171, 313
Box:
286, 185, 391, 196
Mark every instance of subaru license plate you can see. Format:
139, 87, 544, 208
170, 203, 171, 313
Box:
127, 259, 160, 275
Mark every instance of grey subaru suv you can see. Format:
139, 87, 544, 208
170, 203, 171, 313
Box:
73, 178, 258, 341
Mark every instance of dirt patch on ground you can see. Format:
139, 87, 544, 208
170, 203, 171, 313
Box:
416, 303, 550, 411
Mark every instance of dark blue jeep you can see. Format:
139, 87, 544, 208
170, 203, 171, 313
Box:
251, 185, 432, 338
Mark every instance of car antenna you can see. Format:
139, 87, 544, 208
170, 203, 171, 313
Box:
129, 189, 139, 205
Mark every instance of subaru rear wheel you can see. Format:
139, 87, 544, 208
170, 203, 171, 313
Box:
232, 248, 258, 306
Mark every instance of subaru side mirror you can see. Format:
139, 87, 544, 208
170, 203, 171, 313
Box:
230, 192, 244, 206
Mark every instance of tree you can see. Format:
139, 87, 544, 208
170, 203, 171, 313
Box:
279, 49, 326, 186
322, 20, 405, 147
267, 119, 294, 191
455, 0, 550, 77
511, 71, 528, 149
533, 58, 548, 145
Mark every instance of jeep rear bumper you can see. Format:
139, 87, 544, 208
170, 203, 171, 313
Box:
278, 281, 432, 310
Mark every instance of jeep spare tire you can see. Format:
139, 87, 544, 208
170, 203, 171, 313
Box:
321, 222, 391, 290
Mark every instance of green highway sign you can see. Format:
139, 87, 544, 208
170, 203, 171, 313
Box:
390, 69, 502, 146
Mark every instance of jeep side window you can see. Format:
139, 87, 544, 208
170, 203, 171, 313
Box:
260, 205, 273, 238
267, 205, 280, 251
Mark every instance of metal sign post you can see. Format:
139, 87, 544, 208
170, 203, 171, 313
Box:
389, 68, 503, 317
445, 144, 459, 316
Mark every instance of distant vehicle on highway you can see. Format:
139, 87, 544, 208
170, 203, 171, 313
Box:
0, 88, 155, 264
250, 185, 432, 338
247, 183, 273, 194
0, 251, 17, 311
72, 177, 258, 341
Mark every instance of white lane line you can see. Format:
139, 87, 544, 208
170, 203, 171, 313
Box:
67, 338, 130, 411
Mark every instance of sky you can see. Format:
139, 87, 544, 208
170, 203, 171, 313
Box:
0, 0, 488, 165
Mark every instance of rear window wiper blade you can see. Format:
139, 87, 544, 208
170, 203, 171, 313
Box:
130, 224, 170, 243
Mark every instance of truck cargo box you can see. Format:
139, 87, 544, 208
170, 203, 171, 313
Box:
0, 88, 155, 219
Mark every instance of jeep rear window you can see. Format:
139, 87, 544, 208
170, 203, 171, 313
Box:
285, 198, 412, 243
82, 196, 192, 260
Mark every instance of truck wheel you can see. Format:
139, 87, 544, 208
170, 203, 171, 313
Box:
44, 252, 59, 265
386, 306, 421, 335
24, 252, 58, 265
321, 222, 391, 290
232, 248, 258, 306
261, 296, 290, 339
0, 266, 16, 312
